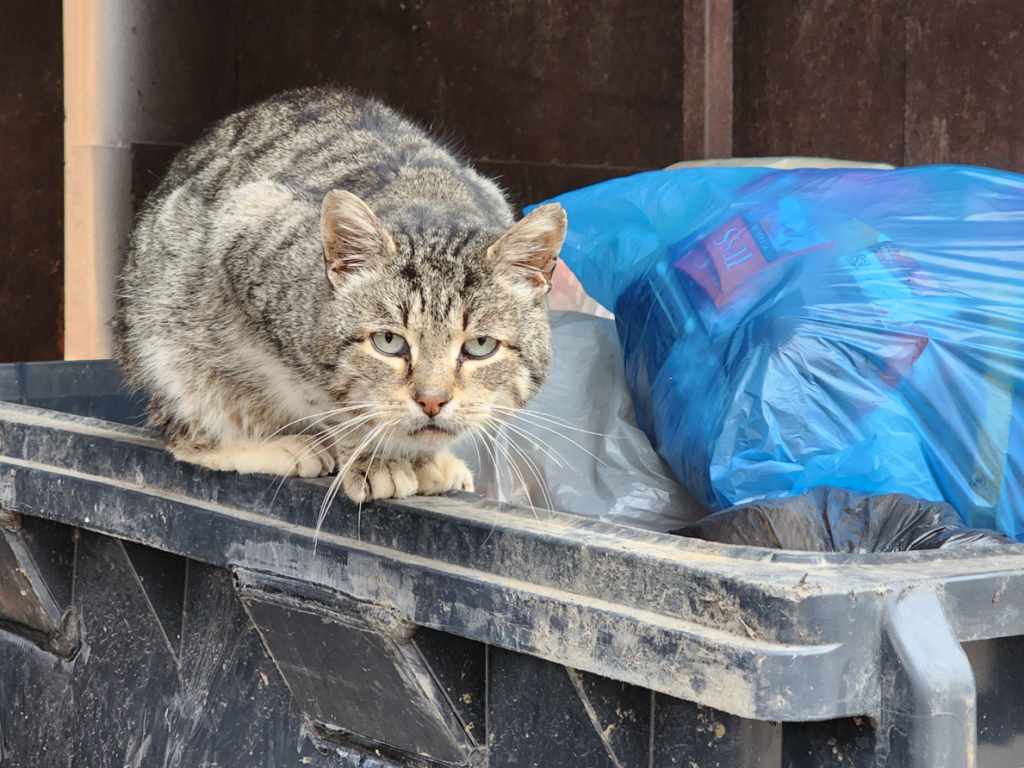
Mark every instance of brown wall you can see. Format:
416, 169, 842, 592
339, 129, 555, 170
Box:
734, 0, 1024, 171
131, 1, 686, 212
7, 1, 1024, 361
0, 0, 64, 362
238, 1, 684, 207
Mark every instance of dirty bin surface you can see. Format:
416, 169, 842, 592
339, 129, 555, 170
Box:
1, 360, 1023, 767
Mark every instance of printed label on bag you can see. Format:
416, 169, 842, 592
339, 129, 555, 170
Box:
668, 201, 931, 386
671, 201, 838, 310
670, 217, 769, 308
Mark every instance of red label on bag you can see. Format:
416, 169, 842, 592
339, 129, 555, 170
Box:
673, 205, 841, 311
674, 217, 770, 309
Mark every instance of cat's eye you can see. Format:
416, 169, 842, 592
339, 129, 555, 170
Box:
371, 331, 409, 356
462, 336, 499, 360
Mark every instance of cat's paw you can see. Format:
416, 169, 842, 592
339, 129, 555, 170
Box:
414, 452, 475, 495
341, 456, 419, 503
176, 435, 336, 478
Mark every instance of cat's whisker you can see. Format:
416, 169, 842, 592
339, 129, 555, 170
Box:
304, 415, 380, 467
493, 410, 620, 446
378, 427, 398, 476
329, 423, 387, 487
356, 427, 389, 542
484, 418, 558, 504
323, 412, 378, 435
504, 435, 556, 512
315, 430, 376, 548
488, 419, 556, 514
314, 421, 392, 546
261, 404, 381, 444
267, 434, 331, 509
487, 409, 613, 470
293, 405, 384, 438
494, 436, 542, 523
319, 444, 372, 540
267, 411, 380, 507
312, 471, 345, 556
490, 405, 622, 441
315, 417, 385, 479
479, 426, 521, 497
487, 417, 587, 483
493, 409, 677, 489
474, 426, 517, 541
317, 412, 379, 448
470, 431, 484, 477
472, 429, 502, 550
491, 417, 569, 471
497, 405, 601, 431
473, 425, 504, 502
481, 424, 540, 522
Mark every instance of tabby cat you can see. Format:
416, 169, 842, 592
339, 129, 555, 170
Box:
116, 88, 566, 503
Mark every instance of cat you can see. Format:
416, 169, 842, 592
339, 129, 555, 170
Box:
115, 87, 566, 503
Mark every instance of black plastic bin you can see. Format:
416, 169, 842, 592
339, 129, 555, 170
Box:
1, 360, 1023, 768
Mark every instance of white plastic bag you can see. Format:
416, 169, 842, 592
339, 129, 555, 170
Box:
456, 310, 706, 531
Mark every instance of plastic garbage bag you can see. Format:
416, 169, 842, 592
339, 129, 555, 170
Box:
537, 165, 1024, 542
546, 260, 614, 318
671, 486, 1017, 552
455, 310, 706, 531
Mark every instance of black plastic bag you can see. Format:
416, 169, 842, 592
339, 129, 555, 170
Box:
671, 486, 1018, 552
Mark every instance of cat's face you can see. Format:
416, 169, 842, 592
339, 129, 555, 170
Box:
316, 192, 566, 456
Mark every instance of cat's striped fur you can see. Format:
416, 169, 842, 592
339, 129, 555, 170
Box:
115, 87, 565, 502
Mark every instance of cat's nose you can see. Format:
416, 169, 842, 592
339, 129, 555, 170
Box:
416, 395, 448, 417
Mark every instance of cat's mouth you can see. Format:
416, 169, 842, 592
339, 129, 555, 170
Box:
411, 423, 454, 435
409, 422, 460, 445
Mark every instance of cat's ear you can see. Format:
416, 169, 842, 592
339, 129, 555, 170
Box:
320, 190, 395, 289
487, 203, 567, 296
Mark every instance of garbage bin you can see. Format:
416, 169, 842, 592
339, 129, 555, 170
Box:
1, 360, 1023, 767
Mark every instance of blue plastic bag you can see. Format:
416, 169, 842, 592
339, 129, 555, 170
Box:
536, 166, 1024, 541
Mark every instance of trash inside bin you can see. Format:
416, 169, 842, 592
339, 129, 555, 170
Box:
539, 165, 1024, 542
671, 485, 1018, 552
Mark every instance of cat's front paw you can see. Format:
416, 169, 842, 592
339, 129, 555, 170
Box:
414, 452, 475, 495
341, 456, 419, 503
